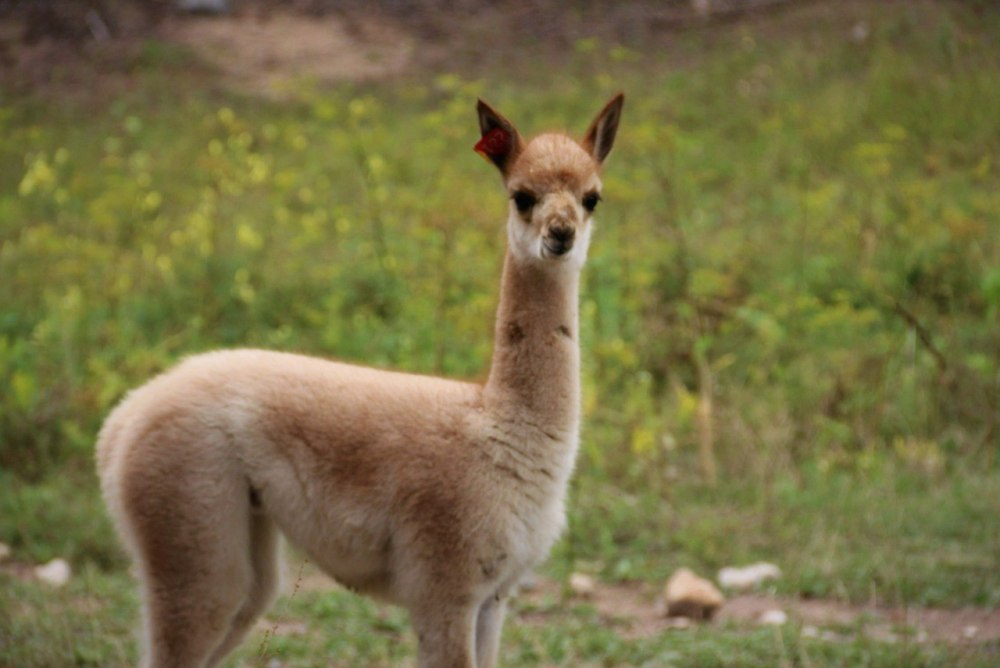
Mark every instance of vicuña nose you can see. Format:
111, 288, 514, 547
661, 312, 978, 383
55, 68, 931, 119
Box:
543, 225, 576, 257
549, 226, 575, 243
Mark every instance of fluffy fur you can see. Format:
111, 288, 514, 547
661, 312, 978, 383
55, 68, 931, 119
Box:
97, 93, 624, 668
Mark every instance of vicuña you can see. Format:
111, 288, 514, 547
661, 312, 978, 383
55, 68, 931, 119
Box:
97, 93, 624, 668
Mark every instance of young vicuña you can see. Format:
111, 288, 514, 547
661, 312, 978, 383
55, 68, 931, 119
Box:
96, 93, 624, 668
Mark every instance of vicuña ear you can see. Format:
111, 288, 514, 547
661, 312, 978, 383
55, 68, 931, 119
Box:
475, 99, 523, 175
582, 93, 624, 165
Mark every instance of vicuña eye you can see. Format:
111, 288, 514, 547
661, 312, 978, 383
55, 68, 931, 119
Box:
582, 192, 601, 212
512, 191, 536, 213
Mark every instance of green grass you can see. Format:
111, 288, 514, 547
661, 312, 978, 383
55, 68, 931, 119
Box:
2, 0, 999, 665
3, 559, 998, 667
0, 566, 137, 667
560, 460, 1000, 607
2, 457, 998, 666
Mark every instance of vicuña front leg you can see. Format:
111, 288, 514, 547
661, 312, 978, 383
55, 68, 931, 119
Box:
475, 594, 508, 668
411, 599, 478, 668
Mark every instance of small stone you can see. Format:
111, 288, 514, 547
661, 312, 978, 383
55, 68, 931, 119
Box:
759, 609, 788, 626
34, 558, 72, 587
0, 542, 11, 562
717, 562, 782, 590
568, 572, 596, 598
664, 568, 724, 620
851, 21, 870, 43
962, 625, 979, 639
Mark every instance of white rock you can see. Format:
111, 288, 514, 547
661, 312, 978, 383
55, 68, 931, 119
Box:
717, 562, 782, 590
851, 21, 870, 43
34, 558, 72, 587
0, 542, 11, 562
759, 609, 788, 626
568, 572, 596, 598
962, 625, 979, 639
664, 568, 724, 620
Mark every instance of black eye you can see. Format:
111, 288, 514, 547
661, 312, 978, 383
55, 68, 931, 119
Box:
512, 191, 536, 213
582, 192, 601, 212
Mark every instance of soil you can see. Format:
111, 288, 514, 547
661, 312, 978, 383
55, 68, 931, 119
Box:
159, 12, 418, 97
277, 559, 1000, 647
5, 550, 995, 652
0, 1, 866, 99
516, 576, 1000, 646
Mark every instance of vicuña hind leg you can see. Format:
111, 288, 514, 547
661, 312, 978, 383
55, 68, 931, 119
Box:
206, 511, 281, 667
123, 457, 265, 668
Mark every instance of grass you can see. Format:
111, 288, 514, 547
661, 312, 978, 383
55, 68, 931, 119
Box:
2, 0, 1000, 665
561, 459, 1000, 608
3, 456, 998, 666
3, 556, 999, 667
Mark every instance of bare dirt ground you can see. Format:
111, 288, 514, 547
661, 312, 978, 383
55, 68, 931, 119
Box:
0, 1, 867, 98
0, 8, 423, 99
5, 551, 997, 648
159, 12, 419, 96
280, 559, 1000, 647
520, 576, 1000, 646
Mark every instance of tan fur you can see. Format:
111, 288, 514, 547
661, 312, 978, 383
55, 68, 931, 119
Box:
97, 94, 624, 668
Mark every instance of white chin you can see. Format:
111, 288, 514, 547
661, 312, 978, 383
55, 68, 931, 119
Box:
540, 248, 572, 262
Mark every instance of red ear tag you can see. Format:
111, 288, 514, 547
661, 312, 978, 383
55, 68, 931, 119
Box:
474, 126, 512, 162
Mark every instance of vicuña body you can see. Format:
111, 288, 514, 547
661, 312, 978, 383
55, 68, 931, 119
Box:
96, 93, 624, 668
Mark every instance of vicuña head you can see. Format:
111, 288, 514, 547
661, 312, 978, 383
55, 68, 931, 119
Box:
477, 94, 623, 270
97, 93, 624, 668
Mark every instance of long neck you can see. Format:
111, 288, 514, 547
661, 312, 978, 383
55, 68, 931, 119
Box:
483, 250, 581, 436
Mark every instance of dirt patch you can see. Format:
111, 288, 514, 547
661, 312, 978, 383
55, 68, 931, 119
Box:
719, 594, 1000, 644
0, 559, 37, 582
276, 560, 1000, 646
0, 6, 423, 100
161, 12, 417, 97
5, 552, 997, 648
3, 1, 860, 100
518, 576, 1000, 646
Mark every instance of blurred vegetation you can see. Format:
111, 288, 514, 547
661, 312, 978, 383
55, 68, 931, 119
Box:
2, 3, 996, 479
1, 2, 1000, 663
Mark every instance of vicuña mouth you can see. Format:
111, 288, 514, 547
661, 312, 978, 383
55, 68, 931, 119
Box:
542, 239, 573, 258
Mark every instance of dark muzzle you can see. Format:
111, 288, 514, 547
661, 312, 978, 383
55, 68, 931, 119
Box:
543, 226, 575, 256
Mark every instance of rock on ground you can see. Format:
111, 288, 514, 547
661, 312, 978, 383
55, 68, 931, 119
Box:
34, 558, 72, 587
718, 562, 782, 590
664, 568, 725, 620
